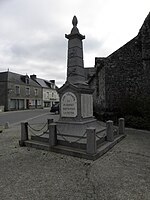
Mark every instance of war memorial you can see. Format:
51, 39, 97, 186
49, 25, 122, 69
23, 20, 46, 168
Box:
19, 16, 126, 160
0, 14, 149, 200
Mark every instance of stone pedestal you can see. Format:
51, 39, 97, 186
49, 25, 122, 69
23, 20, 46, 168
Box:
57, 82, 98, 138
58, 82, 94, 122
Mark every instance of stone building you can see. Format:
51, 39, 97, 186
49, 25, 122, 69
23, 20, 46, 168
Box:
89, 12, 150, 119
30, 75, 59, 108
0, 71, 43, 111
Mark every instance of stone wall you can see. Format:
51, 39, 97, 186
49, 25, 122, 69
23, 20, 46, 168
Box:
84, 67, 96, 81
0, 81, 7, 109
7, 81, 43, 110
93, 12, 150, 118
89, 58, 106, 113
0, 106, 4, 112
141, 12, 150, 60
104, 36, 144, 111
7, 82, 42, 100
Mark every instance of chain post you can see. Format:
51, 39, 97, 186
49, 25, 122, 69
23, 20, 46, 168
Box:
119, 118, 125, 135
47, 119, 54, 129
86, 127, 97, 155
49, 123, 57, 147
106, 120, 114, 142
19, 122, 28, 146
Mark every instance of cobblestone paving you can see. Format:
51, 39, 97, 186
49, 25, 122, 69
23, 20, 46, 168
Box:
0, 125, 150, 200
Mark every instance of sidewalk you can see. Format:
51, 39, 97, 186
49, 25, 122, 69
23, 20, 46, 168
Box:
0, 124, 150, 200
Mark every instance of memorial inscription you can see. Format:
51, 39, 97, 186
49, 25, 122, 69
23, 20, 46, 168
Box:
81, 94, 93, 118
61, 92, 77, 117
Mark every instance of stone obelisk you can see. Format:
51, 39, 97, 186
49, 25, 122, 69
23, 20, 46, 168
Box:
56, 16, 97, 138
65, 16, 86, 85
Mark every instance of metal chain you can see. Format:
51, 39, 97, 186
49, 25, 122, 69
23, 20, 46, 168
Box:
29, 127, 48, 137
96, 129, 106, 139
28, 122, 48, 132
96, 134, 102, 139
113, 128, 118, 135
57, 129, 87, 144
96, 132, 106, 139
97, 121, 106, 128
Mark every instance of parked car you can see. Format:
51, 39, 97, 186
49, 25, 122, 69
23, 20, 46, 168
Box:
50, 102, 59, 114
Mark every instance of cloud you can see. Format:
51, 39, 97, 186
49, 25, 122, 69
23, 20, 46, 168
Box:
0, 0, 149, 87
9, 36, 66, 63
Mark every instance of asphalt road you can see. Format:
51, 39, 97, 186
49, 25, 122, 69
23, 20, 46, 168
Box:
0, 109, 57, 126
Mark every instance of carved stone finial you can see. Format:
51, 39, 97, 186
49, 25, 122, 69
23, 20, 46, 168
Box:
65, 15, 85, 39
72, 16, 78, 27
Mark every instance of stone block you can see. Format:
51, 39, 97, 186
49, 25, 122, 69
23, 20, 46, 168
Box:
20, 122, 28, 146
47, 119, 54, 129
106, 120, 114, 142
49, 123, 57, 147
86, 127, 97, 155
5, 122, 9, 129
119, 118, 125, 135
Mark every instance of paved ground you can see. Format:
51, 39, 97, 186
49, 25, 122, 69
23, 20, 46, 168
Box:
0, 119, 150, 199
0, 109, 51, 126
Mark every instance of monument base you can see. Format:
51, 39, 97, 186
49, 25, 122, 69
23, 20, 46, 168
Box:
56, 117, 106, 143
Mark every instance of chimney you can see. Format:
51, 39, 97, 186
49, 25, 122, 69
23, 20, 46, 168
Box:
50, 80, 55, 84
30, 74, 37, 80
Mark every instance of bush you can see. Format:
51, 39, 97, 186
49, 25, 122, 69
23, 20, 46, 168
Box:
93, 96, 150, 130
124, 115, 150, 130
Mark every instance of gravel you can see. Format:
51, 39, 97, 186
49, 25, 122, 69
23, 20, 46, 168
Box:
0, 125, 150, 200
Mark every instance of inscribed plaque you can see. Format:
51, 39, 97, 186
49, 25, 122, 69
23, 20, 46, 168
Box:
61, 92, 77, 117
81, 94, 93, 118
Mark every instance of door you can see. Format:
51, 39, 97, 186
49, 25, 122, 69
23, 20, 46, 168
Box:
26, 99, 29, 109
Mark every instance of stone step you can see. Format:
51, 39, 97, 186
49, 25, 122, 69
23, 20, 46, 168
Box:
24, 140, 50, 151
24, 140, 89, 159
24, 134, 126, 160
31, 134, 49, 143
31, 133, 106, 150
31, 134, 86, 149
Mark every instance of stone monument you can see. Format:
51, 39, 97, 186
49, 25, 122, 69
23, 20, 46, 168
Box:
57, 16, 103, 137
19, 16, 126, 160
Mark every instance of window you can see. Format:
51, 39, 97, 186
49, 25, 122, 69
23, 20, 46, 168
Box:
46, 92, 49, 99
31, 100, 35, 106
26, 88, 30, 96
37, 100, 41, 106
51, 84, 54, 89
25, 76, 29, 84
15, 86, 20, 95
35, 89, 38, 96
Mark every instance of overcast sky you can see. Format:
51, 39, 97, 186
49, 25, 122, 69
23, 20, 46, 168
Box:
0, 0, 149, 86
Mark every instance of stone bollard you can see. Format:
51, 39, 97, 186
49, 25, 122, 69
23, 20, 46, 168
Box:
47, 119, 54, 130
86, 127, 97, 155
0, 125, 3, 133
106, 120, 114, 142
49, 123, 57, 147
119, 118, 125, 135
19, 122, 28, 146
5, 122, 9, 129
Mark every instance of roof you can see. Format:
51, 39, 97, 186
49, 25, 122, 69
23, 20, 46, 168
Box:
0, 71, 41, 87
34, 78, 54, 89
35, 78, 49, 88
0, 72, 8, 82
